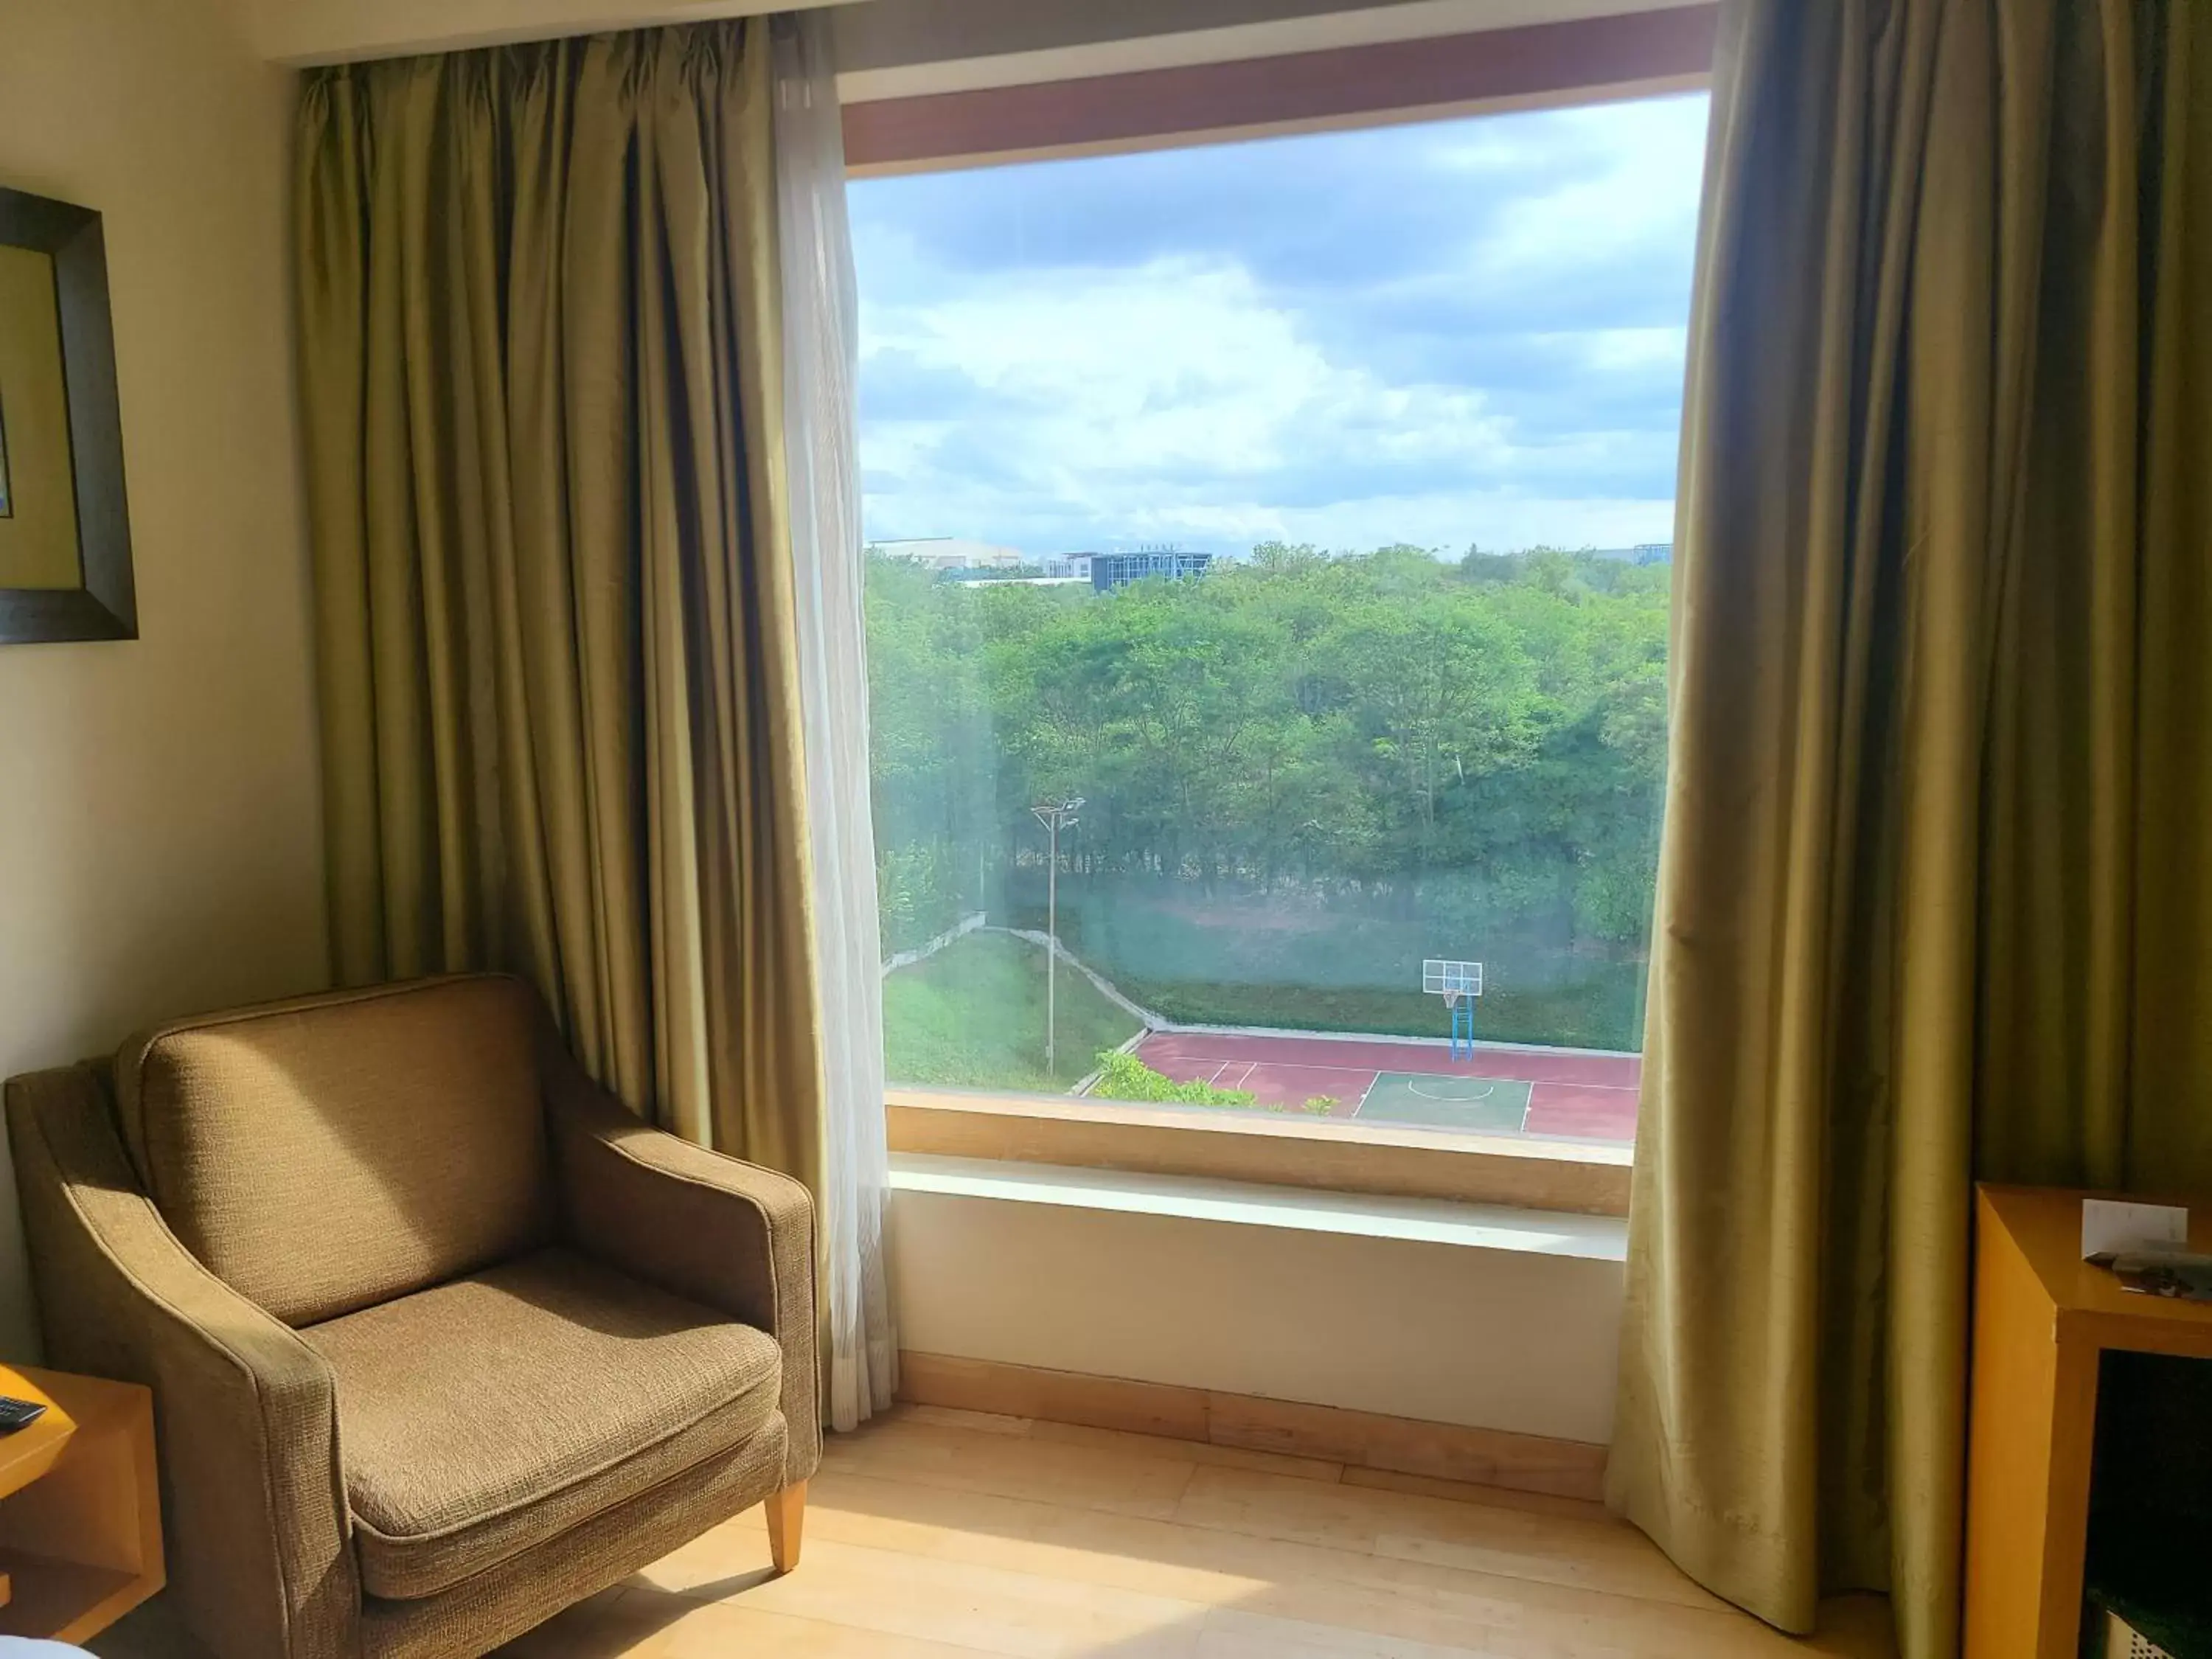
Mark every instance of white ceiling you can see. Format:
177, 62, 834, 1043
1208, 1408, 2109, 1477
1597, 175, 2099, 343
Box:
243, 0, 1688, 81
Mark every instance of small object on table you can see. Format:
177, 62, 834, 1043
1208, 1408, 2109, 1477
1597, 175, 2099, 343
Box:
2082, 1198, 2190, 1262
2105, 1251, 2212, 1305
0, 1366, 163, 1643
0, 1400, 49, 1436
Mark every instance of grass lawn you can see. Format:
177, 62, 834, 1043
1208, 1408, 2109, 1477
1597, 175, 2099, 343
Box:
1002, 877, 1650, 1052
883, 931, 1142, 1093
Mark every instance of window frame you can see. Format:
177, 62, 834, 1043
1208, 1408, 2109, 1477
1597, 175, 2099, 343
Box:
848, 9, 1713, 1211
842, 4, 1717, 175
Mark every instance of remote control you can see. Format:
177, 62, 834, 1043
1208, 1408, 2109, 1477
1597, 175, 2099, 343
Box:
0, 1396, 47, 1433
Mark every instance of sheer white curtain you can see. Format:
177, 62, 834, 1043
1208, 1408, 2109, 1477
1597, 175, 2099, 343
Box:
773, 9, 897, 1431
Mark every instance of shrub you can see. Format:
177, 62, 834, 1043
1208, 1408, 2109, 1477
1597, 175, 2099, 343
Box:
1090, 1049, 1256, 1106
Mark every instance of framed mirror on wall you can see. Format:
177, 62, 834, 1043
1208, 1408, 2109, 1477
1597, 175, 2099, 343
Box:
0, 184, 134, 644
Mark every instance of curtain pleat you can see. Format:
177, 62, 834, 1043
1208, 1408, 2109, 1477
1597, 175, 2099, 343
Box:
293, 23, 825, 1197
1611, 4, 2212, 1654
771, 11, 899, 1431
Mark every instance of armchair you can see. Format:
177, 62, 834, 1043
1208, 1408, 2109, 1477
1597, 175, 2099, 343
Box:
6, 974, 818, 1659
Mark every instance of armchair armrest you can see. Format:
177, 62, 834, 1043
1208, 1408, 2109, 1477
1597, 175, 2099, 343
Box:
5, 1065, 356, 1659
543, 1052, 820, 1484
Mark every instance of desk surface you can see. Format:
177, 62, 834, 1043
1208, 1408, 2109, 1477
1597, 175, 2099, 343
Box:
0, 1363, 162, 1643
0, 1367, 88, 1503
1981, 1184, 2212, 1340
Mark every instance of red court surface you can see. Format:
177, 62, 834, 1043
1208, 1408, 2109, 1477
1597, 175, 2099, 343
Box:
1130, 1029, 1641, 1144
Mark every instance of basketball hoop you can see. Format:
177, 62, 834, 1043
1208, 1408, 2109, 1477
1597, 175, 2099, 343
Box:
1422, 959, 1483, 1059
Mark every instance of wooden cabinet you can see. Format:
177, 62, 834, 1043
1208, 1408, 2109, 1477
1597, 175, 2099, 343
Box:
1965, 1186, 2212, 1658
0, 1364, 164, 1642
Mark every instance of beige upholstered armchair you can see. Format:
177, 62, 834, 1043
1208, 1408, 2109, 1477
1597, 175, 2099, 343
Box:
5, 975, 818, 1659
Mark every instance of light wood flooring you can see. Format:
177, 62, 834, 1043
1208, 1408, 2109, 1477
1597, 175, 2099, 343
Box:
102, 1405, 1899, 1658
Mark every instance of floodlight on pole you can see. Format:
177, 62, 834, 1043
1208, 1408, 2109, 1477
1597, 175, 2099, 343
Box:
1029, 796, 1084, 1077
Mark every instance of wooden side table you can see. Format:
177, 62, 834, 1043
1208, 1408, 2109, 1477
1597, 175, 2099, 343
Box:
0, 1364, 164, 1641
1964, 1185, 2212, 1658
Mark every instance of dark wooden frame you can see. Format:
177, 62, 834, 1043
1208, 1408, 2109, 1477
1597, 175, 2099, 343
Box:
843, 4, 1717, 175
0, 187, 135, 644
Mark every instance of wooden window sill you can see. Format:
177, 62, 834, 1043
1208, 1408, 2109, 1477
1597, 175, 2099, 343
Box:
885, 1090, 1631, 1219
889, 1154, 1628, 1262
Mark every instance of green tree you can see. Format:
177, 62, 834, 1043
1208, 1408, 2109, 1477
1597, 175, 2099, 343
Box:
864, 542, 1671, 1047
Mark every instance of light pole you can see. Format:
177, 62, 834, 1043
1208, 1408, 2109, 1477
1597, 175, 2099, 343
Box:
1029, 796, 1084, 1077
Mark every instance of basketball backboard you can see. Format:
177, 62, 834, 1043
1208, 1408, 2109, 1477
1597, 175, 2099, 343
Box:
1422, 959, 1483, 998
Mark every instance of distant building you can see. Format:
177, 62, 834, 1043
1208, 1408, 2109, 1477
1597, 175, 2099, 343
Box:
872, 537, 1025, 572
1092, 546, 1211, 592
1040, 554, 1093, 580
936, 571, 1088, 587
1589, 542, 1673, 566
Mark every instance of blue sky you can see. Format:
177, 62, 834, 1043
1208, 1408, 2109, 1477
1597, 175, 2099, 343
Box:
849, 91, 1709, 560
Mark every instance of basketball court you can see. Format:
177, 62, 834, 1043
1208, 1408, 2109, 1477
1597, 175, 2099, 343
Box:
1129, 1027, 1641, 1144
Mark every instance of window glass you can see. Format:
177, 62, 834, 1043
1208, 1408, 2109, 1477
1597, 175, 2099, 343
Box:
854, 93, 1708, 1147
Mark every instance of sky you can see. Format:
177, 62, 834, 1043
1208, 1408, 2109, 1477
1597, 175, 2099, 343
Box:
849, 91, 1710, 562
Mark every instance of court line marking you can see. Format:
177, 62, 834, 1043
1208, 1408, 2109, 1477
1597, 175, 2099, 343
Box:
1189, 1060, 1265, 1092
1138, 1048, 1638, 1090
1357, 1077, 1535, 1132
1403, 1079, 1510, 1103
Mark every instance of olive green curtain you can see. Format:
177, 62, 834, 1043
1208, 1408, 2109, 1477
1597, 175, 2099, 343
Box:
1611, 3, 2212, 1654
291, 22, 823, 1193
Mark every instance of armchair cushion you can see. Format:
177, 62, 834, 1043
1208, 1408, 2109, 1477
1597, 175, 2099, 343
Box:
115, 977, 554, 1326
302, 1246, 780, 1601
546, 1057, 822, 1487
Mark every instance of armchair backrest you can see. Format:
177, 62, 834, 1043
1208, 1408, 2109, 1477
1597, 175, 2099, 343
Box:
113, 975, 554, 1326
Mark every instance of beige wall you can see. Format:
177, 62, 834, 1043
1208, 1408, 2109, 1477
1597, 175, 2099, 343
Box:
891, 1186, 1623, 1444
0, 0, 329, 1357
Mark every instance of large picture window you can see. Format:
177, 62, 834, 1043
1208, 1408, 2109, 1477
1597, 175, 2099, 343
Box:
855, 91, 1707, 1149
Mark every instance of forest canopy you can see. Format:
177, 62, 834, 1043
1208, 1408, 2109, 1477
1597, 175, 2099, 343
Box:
865, 541, 1670, 1054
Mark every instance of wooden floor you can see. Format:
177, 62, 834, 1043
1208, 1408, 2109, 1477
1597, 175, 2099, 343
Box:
101, 1405, 1898, 1658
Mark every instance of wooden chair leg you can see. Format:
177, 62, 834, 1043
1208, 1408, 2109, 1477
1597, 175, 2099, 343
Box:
765, 1480, 807, 1573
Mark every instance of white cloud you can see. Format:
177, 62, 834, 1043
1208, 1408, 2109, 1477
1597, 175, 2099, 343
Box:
855, 94, 1707, 558
1444, 95, 1709, 274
